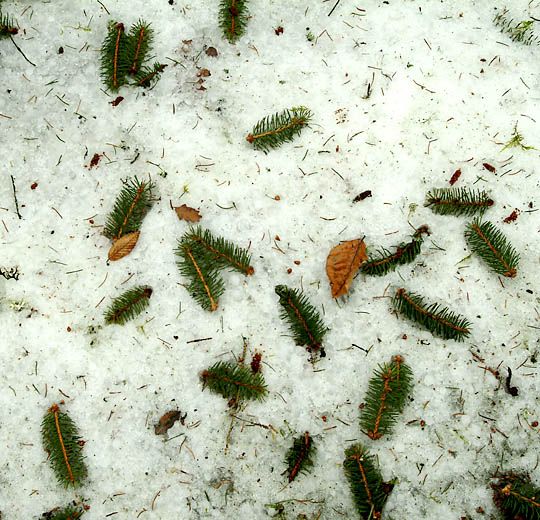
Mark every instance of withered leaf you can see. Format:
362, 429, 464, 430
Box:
205, 46, 218, 57
108, 231, 140, 261
154, 410, 184, 435
197, 68, 211, 78
326, 239, 367, 298
174, 204, 201, 223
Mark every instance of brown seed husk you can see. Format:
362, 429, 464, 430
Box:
326, 239, 367, 298
108, 231, 140, 261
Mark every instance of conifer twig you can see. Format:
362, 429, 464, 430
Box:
127, 19, 152, 75
43, 504, 85, 519
343, 443, 393, 519
176, 240, 224, 311
219, 0, 249, 43
361, 225, 430, 276
183, 226, 254, 276
425, 187, 494, 216
41, 403, 87, 488
360, 355, 413, 440
465, 218, 519, 278
494, 8, 539, 45
275, 284, 328, 360
101, 21, 129, 91
492, 473, 540, 519
201, 361, 267, 402
104, 285, 152, 325
0, 10, 17, 38
132, 62, 167, 88
247, 107, 313, 152
393, 288, 471, 341
104, 177, 154, 240
285, 432, 315, 483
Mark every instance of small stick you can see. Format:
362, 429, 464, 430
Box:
328, 0, 341, 16
10, 36, 36, 67
10, 175, 22, 219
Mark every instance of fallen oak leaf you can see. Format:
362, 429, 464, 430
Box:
326, 239, 367, 298
174, 204, 202, 223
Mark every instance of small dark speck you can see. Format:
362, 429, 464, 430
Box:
58, 46, 64, 54
526, 289, 533, 294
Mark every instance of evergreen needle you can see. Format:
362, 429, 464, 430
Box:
247, 107, 313, 152
41, 403, 87, 488
492, 473, 540, 519
393, 288, 471, 341
360, 356, 413, 440
219, 0, 249, 43
361, 225, 430, 276
343, 443, 393, 519
425, 187, 494, 216
201, 360, 267, 402
104, 285, 152, 325
275, 284, 328, 360
285, 432, 315, 483
465, 218, 519, 278
103, 177, 154, 240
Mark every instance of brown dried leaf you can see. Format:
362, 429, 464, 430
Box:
205, 46, 218, 57
197, 68, 211, 78
154, 410, 184, 435
108, 231, 140, 261
326, 239, 367, 298
174, 204, 201, 223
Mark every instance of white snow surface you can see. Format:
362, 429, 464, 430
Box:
1, 0, 539, 518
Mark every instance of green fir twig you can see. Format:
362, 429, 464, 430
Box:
132, 62, 167, 88
100, 19, 165, 91
201, 360, 267, 402
0, 10, 17, 38
425, 187, 494, 217
501, 123, 535, 151
127, 20, 152, 75
104, 177, 154, 240
393, 288, 471, 341
275, 284, 328, 360
41, 503, 85, 519
100, 21, 129, 91
360, 355, 413, 440
285, 432, 316, 483
219, 0, 249, 43
247, 107, 313, 152
492, 473, 540, 520
175, 237, 224, 311
41, 403, 87, 488
361, 225, 430, 276
104, 285, 152, 325
465, 218, 519, 278
494, 8, 539, 45
183, 226, 254, 276
343, 443, 393, 519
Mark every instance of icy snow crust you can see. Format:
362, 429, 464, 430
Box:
0, 0, 539, 518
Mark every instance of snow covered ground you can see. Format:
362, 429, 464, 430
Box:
1, 0, 539, 518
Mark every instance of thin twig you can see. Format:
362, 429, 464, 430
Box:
10, 36, 36, 67
10, 175, 22, 219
